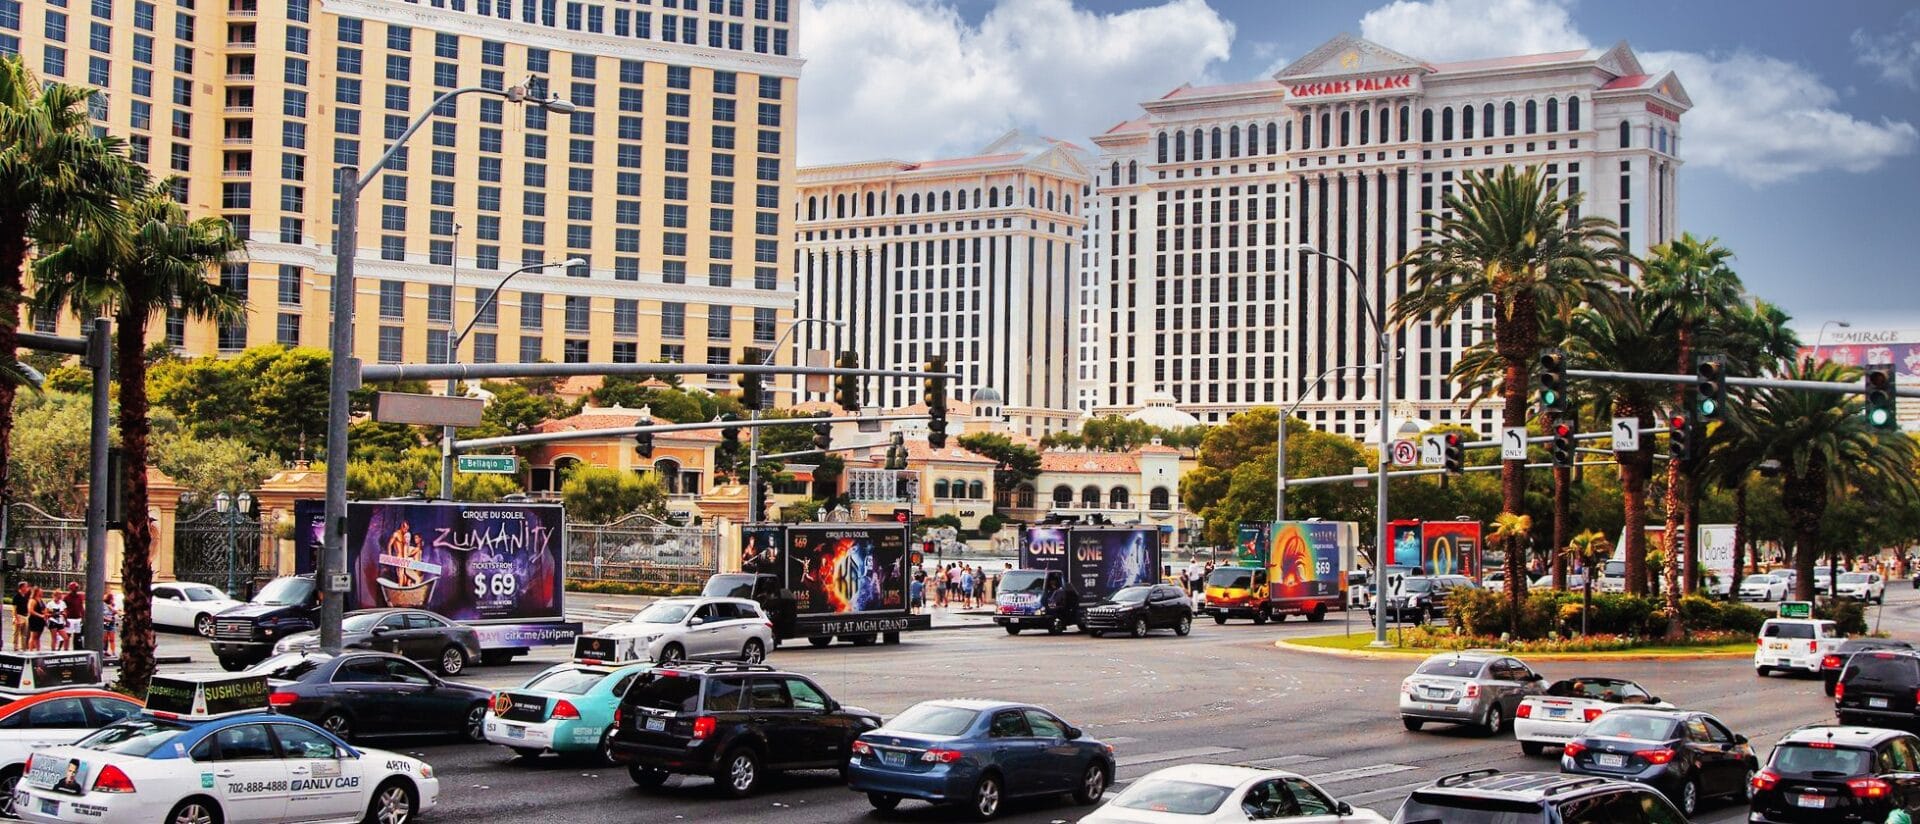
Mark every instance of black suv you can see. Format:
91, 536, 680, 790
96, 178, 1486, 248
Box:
1836, 650, 1920, 730
1824, 639, 1916, 696
1375, 575, 1476, 624
608, 662, 881, 797
1751, 725, 1920, 823
1392, 770, 1687, 824
1083, 584, 1194, 638
209, 574, 321, 670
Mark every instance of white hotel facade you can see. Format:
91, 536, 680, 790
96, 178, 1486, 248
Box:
1090, 34, 1691, 438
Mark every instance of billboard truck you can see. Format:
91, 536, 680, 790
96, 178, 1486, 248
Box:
1203, 521, 1356, 625
237, 500, 583, 672
995, 526, 1159, 635
703, 524, 931, 648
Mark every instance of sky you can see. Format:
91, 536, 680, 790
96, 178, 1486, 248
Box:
795, 0, 1920, 336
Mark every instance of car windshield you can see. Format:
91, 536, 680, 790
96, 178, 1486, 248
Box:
999, 572, 1048, 595
185, 587, 225, 602
1111, 587, 1151, 604
1107, 779, 1234, 815
1840, 573, 1871, 584
1208, 568, 1254, 589
341, 613, 386, 632
883, 704, 980, 737
1415, 658, 1485, 678
252, 577, 314, 606
1585, 714, 1679, 741
1603, 561, 1626, 577
1397, 794, 1542, 824
1401, 579, 1435, 593
623, 673, 702, 713
76, 717, 190, 757
524, 667, 609, 696
1746, 576, 1777, 586
1772, 744, 1872, 777
249, 652, 329, 680
633, 603, 695, 624
1765, 622, 1815, 639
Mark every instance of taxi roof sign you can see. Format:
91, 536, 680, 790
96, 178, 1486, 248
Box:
573, 634, 646, 666
1779, 601, 1813, 619
0, 651, 104, 695
144, 673, 271, 720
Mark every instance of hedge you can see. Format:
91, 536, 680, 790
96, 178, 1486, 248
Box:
1449, 589, 1769, 640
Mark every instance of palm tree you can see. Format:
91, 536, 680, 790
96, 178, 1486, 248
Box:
1699, 299, 1800, 596
1566, 529, 1614, 635
0, 57, 133, 501
33, 174, 245, 695
1392, 165, 1631, 614
1745, 361, 1920, 601
1487, 512, 1533, 635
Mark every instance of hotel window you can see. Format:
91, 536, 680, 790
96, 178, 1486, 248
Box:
563, 340, 588, 363
520, 293, 544, 330
661, 303, 686, 337
278, 266, 302, 306
613, 299, 638, 334
376, 327, 402, 363
707, 306, 731, 340
565, 295, 590, 333
471, 333, 496, 363
428, 284, 452, 323
612, 342, 637, 363
276, 313, 300, 347
753, 308, 776, 342
518, 337, 542, 363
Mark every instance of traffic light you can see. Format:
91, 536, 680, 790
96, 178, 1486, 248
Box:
737, 348, 766, 411
633, 417, 654, 460
811, 421, 832, 453
1866, 363, 1898, 430
834, 351, 861, 412
718, 413, 741, 473
1551, 422, 1575, 468
1536, 350, 1570, 415
1667, 414, 1701, 467
755, 474, 774, 522
1443, 433, 1465, 474
1694, 354, 1727, 419
886, 432, 906, 470
924, 355, 949, 449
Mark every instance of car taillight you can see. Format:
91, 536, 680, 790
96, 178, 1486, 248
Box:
92, 765, 135, 794
1809, 641, 1819, 653
851, 740, 872, 756
1752, 769, 1780, 792
268, 692, 298, 708
920, 748, 962, 764
1464, 684, 1479, 699
1639, 748, 1676, 765
1516, 703, 1532, 719
613, 708, 623, 726
1584, 708, 1605, 722
1849, 777, 1892, 798
1400, 681, 1414, 695
1822, 655, 1842, 669
1563, 742, 1586, 758
551, 700, 580, 720
692, 716, 716, 740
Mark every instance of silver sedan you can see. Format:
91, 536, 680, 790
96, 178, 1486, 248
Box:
1399, 651, 1547, 735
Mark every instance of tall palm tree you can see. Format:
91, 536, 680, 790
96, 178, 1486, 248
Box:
1642, 235, 1742, 595
1487, 512, 1533, 635
1745, 361, 1920, 601
1567, 529, 1614, 635
33, 174, 245, 695
1392, 165, 1631, 615
1700, 299, 1800, 595
0, 57, 133, 501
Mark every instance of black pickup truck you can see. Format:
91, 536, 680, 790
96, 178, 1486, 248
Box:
209, 574, 321, 670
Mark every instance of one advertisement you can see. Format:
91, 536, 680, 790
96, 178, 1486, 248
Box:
784, 526, 907, 616
1423, 522, 1480, 578
1234, 522, 1269, 567
1388, 520, 1423, 568
1271, 522, 1346, 599
1078, 529, 1156, 596
739, 525, 785, 575
1020, 528, 1069, 575
347, 502, 565, 623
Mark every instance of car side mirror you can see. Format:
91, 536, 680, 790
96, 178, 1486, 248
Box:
689, 617, 706, 626
825, 700, 841, 713
1064, 726, 1082, 740
1734, 734, 1748, 745
1336, 801, 1353, 816
370, 626, 388, 635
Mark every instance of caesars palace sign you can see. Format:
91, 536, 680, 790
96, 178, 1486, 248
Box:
1287, 73, 1419, 100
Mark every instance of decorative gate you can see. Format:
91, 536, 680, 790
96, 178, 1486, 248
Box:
5, 503, 85, 591
171, 507, 271, 598
567, 513, 718, 587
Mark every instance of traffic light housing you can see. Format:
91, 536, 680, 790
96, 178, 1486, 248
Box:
718, 413, 741, 474
924, 355, 949, 449
737, 348, 766, 411
1667, 414, 1703, 468
755, 474, 774, 522
1443, 433, 1465, 474
1694, 354, 1728, 419
834, 351, 861, 412
1866, 363, 1898, 430
633, 417, 654, 460
1536, 350, 1570, 415
886, 432, 906, 470
811, 421, 832, 453
1551, 422, 1575, 468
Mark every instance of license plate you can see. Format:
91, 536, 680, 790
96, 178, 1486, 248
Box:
1424, 688, 1447, 698
38, 799, 57, 816
645, 718, 665, 732
507, 725, 526, 739
1596, 753, 1625, 768
878, 750, 906, 767
1550, 708, 1567, 718
1872, 697, 1890, 708
1795, 794, 1828, 808
1777, 659, 1791, 667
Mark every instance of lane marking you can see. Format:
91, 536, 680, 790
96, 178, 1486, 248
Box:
1304, 763, 1419, 785
1245, 754, 1329, 768
1116, 746, 1240, 767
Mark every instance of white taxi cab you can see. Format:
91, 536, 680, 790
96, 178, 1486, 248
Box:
1754, 617, 1843, 677
12, 673, 439, 824
0, 652, 143, 816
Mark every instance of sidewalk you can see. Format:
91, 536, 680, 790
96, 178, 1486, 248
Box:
569, 591, 998, 630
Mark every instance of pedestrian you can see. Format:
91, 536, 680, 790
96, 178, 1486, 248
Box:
909, 575, 924, 612
946, 564, 961, 607
63, 583, 83, 644
9, 581, 26, 650
101, 592, 118, 657
26, 587, 47, 651
47, 594, 67, 651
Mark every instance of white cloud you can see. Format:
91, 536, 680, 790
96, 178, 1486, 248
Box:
1853, 10, 1920, 90
797, 0, 1234, 165
1358, 0, 1915, 186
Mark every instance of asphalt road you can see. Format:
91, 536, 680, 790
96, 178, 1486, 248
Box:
147, 585, 1920, 824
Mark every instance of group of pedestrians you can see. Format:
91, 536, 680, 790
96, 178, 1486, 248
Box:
911, 562, 1000, 610
7, 581, 117, 655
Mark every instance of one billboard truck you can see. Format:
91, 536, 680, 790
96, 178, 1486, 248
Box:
237, 500, 583, 672
1203, 521, 1356, 625
704, 523, 930, 648
995, 526, 1160, 635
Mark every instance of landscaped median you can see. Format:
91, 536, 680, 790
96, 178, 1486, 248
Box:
1280, 626, 1758, 660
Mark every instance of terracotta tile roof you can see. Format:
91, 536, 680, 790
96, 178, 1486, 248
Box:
1040, 451, 1140, 474
1135, 443, 1181, 455
1429, 49, 1589, 74
1104, 117, 1150, 135
533, 407, 720, 441
1599, 73, 1653, 90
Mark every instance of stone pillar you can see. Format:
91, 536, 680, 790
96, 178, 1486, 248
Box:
251, 464, 327, 578
145, 467, 186, 584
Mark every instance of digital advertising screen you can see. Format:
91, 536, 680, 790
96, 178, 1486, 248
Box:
1021, 527, 1069, 575
345, 501, 566, 623
1389, 520, 1424, 569
1422, 521, 1481, 578
739, 525, 785, 575
1086, 529, 1156, 594
1235, 522, 1270, 567
1271, 522, 1346, 599
784, 526, 907, 616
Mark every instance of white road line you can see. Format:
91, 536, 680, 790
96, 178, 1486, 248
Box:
1304, 763, 1420, 785
1115, 746, 1241, 767
1245, 754, 1329, 768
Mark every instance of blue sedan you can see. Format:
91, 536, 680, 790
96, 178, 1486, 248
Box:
847, 699, 1115, 820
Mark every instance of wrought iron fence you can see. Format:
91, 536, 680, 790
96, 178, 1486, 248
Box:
172, 507, 273, 599
6, 503, 85, 591
567, 512, 717, 587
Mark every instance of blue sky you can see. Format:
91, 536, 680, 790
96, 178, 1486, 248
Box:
799, 0, 1920, 334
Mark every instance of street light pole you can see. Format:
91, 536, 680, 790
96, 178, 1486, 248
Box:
325, 84, 574, 654
439, 256, 584, 499
747, 318, 845, 523
1278, 364, 1378, 522
1808, 319, 1851, 367
1298, 244, 1394, 648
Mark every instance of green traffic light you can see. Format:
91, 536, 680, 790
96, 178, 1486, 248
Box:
1542, 390, 1559, 406
1698, 398, 1718, 417
1870, 408, 1892, 426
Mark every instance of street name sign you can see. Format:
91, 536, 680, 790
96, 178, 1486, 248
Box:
456, 455, 519, 474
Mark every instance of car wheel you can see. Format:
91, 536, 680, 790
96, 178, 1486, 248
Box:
808, 636, 833, 648
867, 792, 902, 811
1755, 666, 1771, 678
464, 704, 487, 742
364, 779, 417, 824
0, 766, 20, 817
1482, 703, 1504, 736
1004, 626, 1021, 636
1743, 765, 1758, 802
217, 657, 248, 673
628, 765, 670, 789
1047, 618, 1066, 635
438, 646, 468, 676
716, 747, 761, 798
194, 613, 216, 637
1520, 740, 1545, 756
1402, 717, 1424, 732
1073, 763, 1108, 805
1174, 614, 1192, 636
1130, 616, 1149, 638
1211, 613, 1228, 625
970, 773, 1003, 820
741, 638, 767, 664
1088, 630, 1104, 638
320, 711, 354, 741
511, 747, 543, 759
658, 643, 686, 665
166, 798, 222, 824
1678, 775, 1699, 817
1252, 608, 1270, 625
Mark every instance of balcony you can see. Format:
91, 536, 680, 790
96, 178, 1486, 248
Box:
227, 7, 258, 18
223, 105, 254, 114
225, 39, 257, 50
224, 72, 255, 82
222, 137, 253, 146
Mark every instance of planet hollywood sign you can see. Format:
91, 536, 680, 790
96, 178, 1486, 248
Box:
1287, 73, 1417, 100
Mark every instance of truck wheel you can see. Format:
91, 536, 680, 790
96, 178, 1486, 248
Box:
1521, 740, 1545, 756
1252, 607, 1270, 625
1088, 629, 1104, 638
1004, 626, 1021, 636
849, 634, 877, 646
628, 765, 670, 789
1212, 613, 1228, 625
1306, 605, 1328, 623
1047, 618, 1065, 636
480, 650, 516, 666
808, 636, 833, 648
883, 631, 901, 644
217, 657, 248, 673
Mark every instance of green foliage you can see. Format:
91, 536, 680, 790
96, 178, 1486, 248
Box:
560, 466, 668, 525
144, 346, 333, 461
149, 431, 278, 504
7, 391, 104, 514
975, 513, 1005, 538
777, 498, 824, 524
1180, 410, 1370, 546
41, 364, 91, 395
956, 432, 1040, 494
1449, 588, 1699, 640
1675, 595, 1767, 636
1814, 599, 1869, 637
583, 377, 741, 424
567, 580, 701, 597
1042, 415, 1206, 450
1389, 624, 1750, 655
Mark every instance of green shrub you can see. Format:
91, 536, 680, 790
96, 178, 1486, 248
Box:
1677, 595, 1767, 635
567, 580, 701, 597
1816, 599, 1869, 636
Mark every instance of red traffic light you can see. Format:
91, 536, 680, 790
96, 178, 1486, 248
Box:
1553, 424, 1573, 437
1867, 370, 1891, 390
893, 508, 912, 524
1669, 415, 1688, 429
1445, 433, 1462, 446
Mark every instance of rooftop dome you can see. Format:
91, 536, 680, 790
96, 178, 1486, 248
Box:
1126, 391, 1201, 429
969, 387, 1003, 405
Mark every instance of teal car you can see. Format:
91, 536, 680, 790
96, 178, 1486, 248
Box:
482, 660, 654, 760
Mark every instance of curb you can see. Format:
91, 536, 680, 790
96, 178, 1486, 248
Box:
1275, 638, 1755, 662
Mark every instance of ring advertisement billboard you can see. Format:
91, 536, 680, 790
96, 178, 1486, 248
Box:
784, 525, 908, 617
1422, 521, 1481, 578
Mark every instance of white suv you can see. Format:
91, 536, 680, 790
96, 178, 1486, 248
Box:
1836, 572, 1887, 603
601, 596, 775, 665
1754, 617, 1842, 677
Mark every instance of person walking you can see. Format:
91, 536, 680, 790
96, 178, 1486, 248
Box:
9, 581, 26, 650
101, 592, 118, 658
46, 593, 67, 651
63, 583, 83, 648
25, 588, 47, 651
